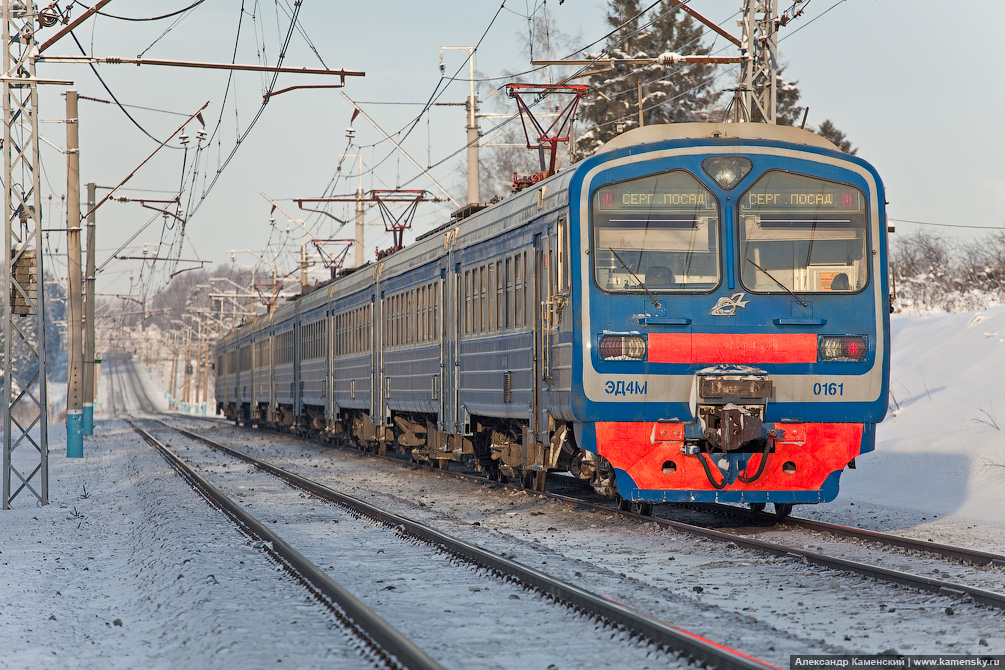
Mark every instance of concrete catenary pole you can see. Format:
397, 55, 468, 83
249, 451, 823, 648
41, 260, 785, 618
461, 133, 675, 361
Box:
202, 331, 211, 414
354, 166, 364, 267
83, 182, 96, 435
182, 325, 192, 409
465, 52, 479, 206
65, 90, 83, 457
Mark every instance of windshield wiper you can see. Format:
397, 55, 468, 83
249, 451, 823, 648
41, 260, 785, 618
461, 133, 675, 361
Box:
746, 258, 807, 307
609, 247, 660, 308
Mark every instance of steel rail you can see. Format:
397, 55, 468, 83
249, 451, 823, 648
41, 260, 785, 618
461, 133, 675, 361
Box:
574, 493, 1005, 611
152, 419, 777, 670
166, 414, 1005, 611
695, 503, 1005, 568
127, 420, 443, 670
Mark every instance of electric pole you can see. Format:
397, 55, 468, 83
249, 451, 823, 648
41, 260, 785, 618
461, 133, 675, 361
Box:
83, 182, 96, 435
441, 47, 480, 206
66, 90, 83, 457
739, 0, 779, 123
3, 0, 51, 507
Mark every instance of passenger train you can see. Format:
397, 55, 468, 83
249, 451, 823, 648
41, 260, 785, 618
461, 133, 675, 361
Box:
215, 122, 890, 517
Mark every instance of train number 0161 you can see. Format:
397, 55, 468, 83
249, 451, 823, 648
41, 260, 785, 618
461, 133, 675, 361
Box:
813, 382, 844, 396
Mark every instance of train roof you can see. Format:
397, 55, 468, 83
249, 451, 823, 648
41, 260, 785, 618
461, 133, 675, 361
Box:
598, 122, 839, 153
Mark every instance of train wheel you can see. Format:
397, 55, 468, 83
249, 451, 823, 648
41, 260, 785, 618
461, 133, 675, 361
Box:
616, 495, 632, 512
749, 503, 766, 513
631, 502, 654, 517
774, 503, 793, 520
486, 464, 505, 483
437, 459, 450, 471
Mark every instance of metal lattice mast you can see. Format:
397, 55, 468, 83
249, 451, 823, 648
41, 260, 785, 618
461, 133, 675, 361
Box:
738, 0, 778, 124
3, 0, 48, 508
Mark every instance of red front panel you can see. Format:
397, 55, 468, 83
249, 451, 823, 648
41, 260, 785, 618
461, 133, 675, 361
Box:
648, 333, 818, 364
596, 421, 863, 492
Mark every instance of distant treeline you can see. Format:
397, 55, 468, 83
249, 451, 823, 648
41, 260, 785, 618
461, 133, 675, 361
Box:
891, 230, 1005, 312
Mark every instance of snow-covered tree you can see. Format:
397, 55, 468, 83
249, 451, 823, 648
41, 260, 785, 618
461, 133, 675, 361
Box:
575, 0, 719, 156
816, 119, 857, 155
761, 73, 858, 155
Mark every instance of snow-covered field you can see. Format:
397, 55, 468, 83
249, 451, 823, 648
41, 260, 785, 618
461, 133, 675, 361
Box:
1, 308, 1004, 668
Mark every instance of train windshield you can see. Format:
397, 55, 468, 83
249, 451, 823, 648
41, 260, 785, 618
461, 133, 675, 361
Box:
739, 171, 868, 293
592, 170, 720, 292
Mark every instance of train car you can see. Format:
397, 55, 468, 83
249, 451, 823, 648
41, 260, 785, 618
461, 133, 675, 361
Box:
297, 284, 332, 432
214, 328, 239, 415
251, 310, 273, 423
215, 122, 889, 516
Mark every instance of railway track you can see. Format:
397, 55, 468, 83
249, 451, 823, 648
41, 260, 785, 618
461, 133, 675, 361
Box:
164, 411, 1005, 615
136, 416, 775, 670
106, 359, 1005, 657
104, 357, 437, 669
128, 419, 442, 670
684, 503, 1005, 568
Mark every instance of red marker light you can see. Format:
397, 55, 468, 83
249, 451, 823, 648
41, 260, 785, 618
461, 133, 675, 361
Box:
841, 192, 857, 208
843, 338, 865, 359
818, 335, 868, 361
600, 191, 614, 209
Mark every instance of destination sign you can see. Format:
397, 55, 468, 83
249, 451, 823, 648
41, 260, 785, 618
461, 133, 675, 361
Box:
741, 189, 862, 212
596, 187, 715, 211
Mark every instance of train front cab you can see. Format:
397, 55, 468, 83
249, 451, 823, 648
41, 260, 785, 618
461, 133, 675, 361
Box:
569, 124, 890, 510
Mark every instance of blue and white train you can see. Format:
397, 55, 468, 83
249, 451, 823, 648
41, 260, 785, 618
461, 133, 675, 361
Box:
215, 123, 890, 516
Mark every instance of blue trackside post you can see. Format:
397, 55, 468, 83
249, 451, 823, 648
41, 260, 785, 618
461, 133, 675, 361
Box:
67, 410, 84, 458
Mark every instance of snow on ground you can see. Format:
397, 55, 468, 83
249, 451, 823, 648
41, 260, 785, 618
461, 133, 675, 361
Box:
797, 308, 1005, 550
0, 308, 1003, 667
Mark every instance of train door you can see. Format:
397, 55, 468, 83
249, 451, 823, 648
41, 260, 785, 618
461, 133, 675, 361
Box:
293, 316, 303, 420
326, 306, 335, 428
530, 228, 558, 488
268, 317, 276, 418
370, 286, 384, 429
440, 260, 460, 434
533, 232, 556, 443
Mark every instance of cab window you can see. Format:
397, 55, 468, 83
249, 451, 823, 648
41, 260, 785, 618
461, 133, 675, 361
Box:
592, 170, 720, 292
739, 171, 868, 293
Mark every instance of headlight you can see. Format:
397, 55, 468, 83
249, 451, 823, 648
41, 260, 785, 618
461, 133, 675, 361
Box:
598, 334, 647, 360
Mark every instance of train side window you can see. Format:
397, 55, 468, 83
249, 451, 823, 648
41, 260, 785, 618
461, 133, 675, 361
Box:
396, 294, 402, 347
487, 263, 495, 332
557, 216, 568, 295
464, 270, 471, 335
504, 257, 512, 329
495, 260, 503, 330
518, 250, 526, 325
473, 269, 481, 333
419, 286, 426, 342
409, 289, 415, 344
428, 284, 433, 341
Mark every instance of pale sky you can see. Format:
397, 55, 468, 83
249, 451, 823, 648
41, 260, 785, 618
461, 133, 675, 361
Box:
32, 0, 1005, 300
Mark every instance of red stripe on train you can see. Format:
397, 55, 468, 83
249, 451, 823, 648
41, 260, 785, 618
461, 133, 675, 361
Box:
648, 333, 818, 364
